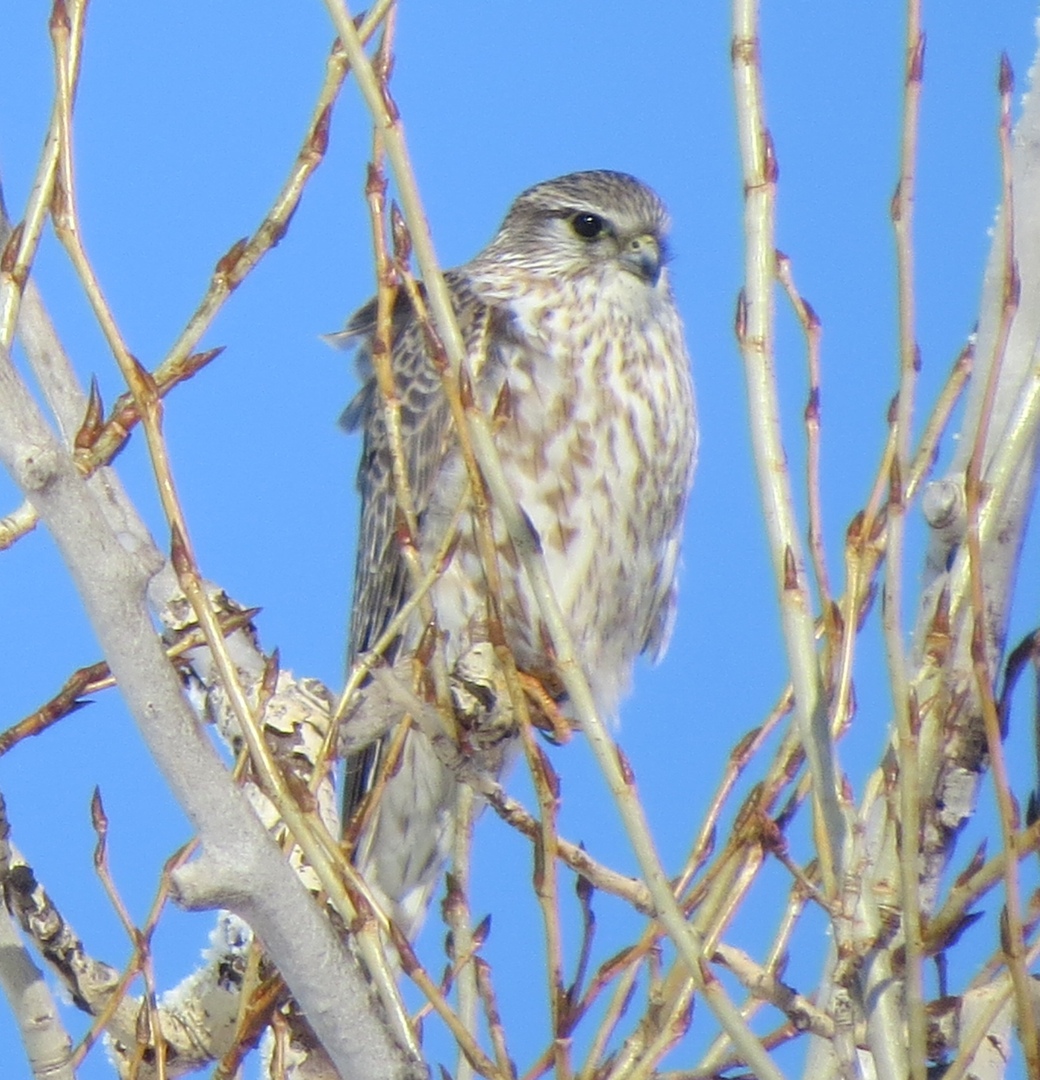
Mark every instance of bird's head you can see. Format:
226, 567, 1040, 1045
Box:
472, 170, 673, 294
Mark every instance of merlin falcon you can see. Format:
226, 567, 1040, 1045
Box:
337, 170, 698, 937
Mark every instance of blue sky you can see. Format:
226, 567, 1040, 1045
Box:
0, 3, 1038, 1077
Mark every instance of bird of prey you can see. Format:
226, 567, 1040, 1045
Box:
337, 170, 697, 938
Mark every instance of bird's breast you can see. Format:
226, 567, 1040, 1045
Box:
420, 281, 696, 714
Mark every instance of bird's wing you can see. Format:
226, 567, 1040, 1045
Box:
338, 271, 492, 817
641, 390, 698, 663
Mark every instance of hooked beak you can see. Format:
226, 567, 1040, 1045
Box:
619, 233, 662, 285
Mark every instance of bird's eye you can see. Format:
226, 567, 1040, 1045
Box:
570, 212, 605, 239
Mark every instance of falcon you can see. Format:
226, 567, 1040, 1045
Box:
337, 170, 697, 937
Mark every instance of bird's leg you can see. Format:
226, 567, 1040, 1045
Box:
518, 671, 574, 745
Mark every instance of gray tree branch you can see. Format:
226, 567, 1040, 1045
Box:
0, 331, 415, 1080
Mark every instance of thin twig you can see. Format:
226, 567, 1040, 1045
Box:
775, 253, 831, 618
885, 10, 927, 1073
731, 0, 845, 908
0, 0, 87, 352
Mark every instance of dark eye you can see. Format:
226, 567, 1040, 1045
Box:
570, 212, 604, 239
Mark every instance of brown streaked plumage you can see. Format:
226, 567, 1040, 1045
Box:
337, 170, 697, 937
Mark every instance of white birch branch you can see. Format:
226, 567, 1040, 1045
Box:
0, 332, 417, 1079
